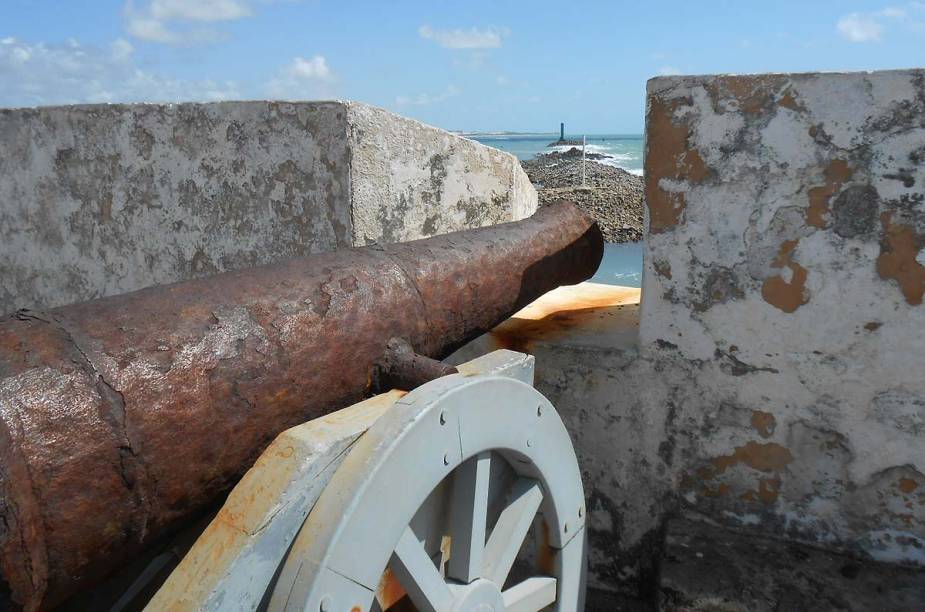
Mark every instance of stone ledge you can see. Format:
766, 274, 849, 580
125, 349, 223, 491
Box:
660, 515, 925, 611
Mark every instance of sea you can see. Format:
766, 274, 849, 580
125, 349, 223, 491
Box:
468, 132, 644, 288
466, 132, 644, 176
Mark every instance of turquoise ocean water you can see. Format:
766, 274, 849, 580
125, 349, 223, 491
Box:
590, 243, 643, 288
467, 132, 644, 175
470, 133, 644, 288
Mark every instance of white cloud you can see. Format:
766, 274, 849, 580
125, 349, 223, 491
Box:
0, 34, 340, 106
123, 0, 255, 44
0, 36, 240, 107
658, 66, 682, 76
265, 55, 336, 99
836, 5, 917, 43
418, 25, 508, 49
146, 0, 252, 22
838, 12, 884, 42
880, 6, 907, 17
396, 85, 460, 107
288, 55, 331, 80
125, 14, 182, 43
111, 38, 135, 61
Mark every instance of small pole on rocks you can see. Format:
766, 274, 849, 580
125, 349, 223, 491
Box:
581, 134, 587, 188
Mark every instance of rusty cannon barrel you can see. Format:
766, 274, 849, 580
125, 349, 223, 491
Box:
0, 201, 602, 610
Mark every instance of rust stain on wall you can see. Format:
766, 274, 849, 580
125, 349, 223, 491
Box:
707, 75, 786, 115
741, 477, 782, 504
751, 410, 777, 438
806, 159, 852, 229
777, 89, 805, 112
645, 96, 708, 234
694, 441, 792, 504
762, 239, 810, 313
682, 149, 709, 184
710, 441, 794, 475
877, 212, 925, 305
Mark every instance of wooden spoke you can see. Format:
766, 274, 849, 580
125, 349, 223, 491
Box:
447, 452, 492, 584
390, 527, 453, 612
502, 576, 557, 612
482, 478, 543, 586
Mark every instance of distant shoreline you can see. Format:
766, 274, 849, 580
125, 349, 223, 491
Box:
455, 131, 556, 137
458, 131, 644, 139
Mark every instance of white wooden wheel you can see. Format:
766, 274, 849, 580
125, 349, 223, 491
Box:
267, 373, 587, 612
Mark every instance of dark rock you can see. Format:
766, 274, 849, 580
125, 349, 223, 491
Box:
546, 138, 585, 147
541, 147, 609, 161
521, 153, 645, 243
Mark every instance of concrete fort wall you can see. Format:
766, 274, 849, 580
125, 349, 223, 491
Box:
453, 68, 925, 603
639, 68, 925, 564
0, 101, 536, 314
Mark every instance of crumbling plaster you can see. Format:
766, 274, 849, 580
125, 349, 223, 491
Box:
451, 70, 925, 601
0, 101, 537, 314
636, 69, 925, 566
345, 102, 536, 245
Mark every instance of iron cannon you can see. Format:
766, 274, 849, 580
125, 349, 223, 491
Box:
0, 202, 602, 610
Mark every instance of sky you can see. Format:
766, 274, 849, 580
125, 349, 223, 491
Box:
1, 1, 923, 133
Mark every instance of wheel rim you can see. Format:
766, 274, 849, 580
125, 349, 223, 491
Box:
268, 374, 586, 612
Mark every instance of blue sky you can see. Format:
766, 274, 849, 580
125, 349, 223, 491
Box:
1, 1, 923, 132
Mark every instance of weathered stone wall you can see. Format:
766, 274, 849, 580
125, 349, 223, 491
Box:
453, 69, 925, 603
570, 69, 925, 594
345, 103, 537, 245
639, 69, 925, 563
640, 70, 925, 563
0, 101, 536, 314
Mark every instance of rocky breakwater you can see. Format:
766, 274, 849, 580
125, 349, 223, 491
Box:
521, 147, 644, 242
547, 138, 584, 147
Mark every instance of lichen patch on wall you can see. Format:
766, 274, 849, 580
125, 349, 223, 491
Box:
807, 159, 853, 229
761, 239, 810, 312
706, 74, 787, 115
709, 441, 795, 475
878, 211, 925, 305
899, 478, 919, 494
751, 410, 777, 438
645, 96, 708, 234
